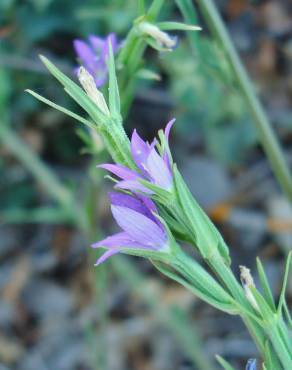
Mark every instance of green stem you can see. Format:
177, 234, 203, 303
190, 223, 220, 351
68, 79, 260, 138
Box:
267, 323, 292, 370
0, 125, 72, 208
208, 254, 292, 368
206, 254, 268, 356
177, 0, 292, 203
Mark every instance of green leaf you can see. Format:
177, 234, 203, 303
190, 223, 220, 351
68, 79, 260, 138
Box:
25, 89, 94, 128
215, 355, 236, 370
277, 251, 292, 314
283, 300, 292, 329
173, 165, 230, 263
147, 0, 164, 20
250, 287, 274, 319
256, 257, 276, 310
157, 21, 202, 31
153, 259, 236, 314
107, 42, 121, 119
138, 0, 145, 14
39, 55, 107, 126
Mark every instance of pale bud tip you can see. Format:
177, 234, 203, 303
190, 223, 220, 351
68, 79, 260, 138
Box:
78, 67, 110, 116
239, 265, 260, 312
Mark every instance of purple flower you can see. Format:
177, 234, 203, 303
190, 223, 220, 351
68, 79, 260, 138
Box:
73, 33, 118, 87
92, 192, 168, 265
99, 119, 175, 193
246, 359, 256, 370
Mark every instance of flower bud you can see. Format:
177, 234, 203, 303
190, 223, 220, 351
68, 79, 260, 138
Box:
78, 67, 110, 116
138, 22, 177, 50
240, 265, 260, 312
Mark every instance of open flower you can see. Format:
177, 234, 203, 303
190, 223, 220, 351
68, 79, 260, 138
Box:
99, 119, 175, 193
73, 33, 118, 87
92, 192, 169, 265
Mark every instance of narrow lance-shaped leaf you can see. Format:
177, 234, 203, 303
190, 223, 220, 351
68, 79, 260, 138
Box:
39, 55, 107, 125
152, 260, 236, 314
157, 21, 202, 31
25, 89, 94, 128
138, 0, 145, 15
283, 300, 292, 329
147, 0, 164, 20
107, 41, 121, 119
277, 251, 292, 314
250, 287, 274, 318
173, 165, 230, 263
256, 257, 276, 310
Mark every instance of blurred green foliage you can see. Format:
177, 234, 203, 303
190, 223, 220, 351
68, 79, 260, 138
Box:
162, 39, 256, 165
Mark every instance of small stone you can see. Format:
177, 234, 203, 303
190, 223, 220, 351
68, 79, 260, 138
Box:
22, 279, 74, 319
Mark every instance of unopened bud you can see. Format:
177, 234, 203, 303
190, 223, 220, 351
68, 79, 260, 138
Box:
139, 22, 177, 50
240, 266, 260, 312
78, 67, 110, 116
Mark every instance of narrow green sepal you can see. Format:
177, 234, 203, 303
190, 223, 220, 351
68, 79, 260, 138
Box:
139, 179, 174, 203
157, 205, 192, 243
118, 247, 172, 263
152, 212, 181, 255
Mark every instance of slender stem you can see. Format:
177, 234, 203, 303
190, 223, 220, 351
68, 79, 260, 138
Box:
177, 0, 292, 203
207, 254, 267, 355
0, 125, 72, 208
208, 254, 292, 369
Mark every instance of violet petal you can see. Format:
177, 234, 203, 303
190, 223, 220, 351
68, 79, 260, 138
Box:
115, 180, 153, 194
98, 163, 138, 180
109, 192, 157, 222
111, 205, 167, 249
131, 129, 151, 173
92, 231, 144, 249
164, 118, 175, 144
94, 249, 120, 265
146, 148, 172, 189
88, 35, 104, 52
73, 39, 97, 74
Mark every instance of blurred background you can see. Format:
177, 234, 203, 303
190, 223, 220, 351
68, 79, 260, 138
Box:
0, 1, 291, 369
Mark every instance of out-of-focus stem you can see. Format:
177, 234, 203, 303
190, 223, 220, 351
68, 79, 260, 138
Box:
0, 125, 72, 208
177, 0, 292, 203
